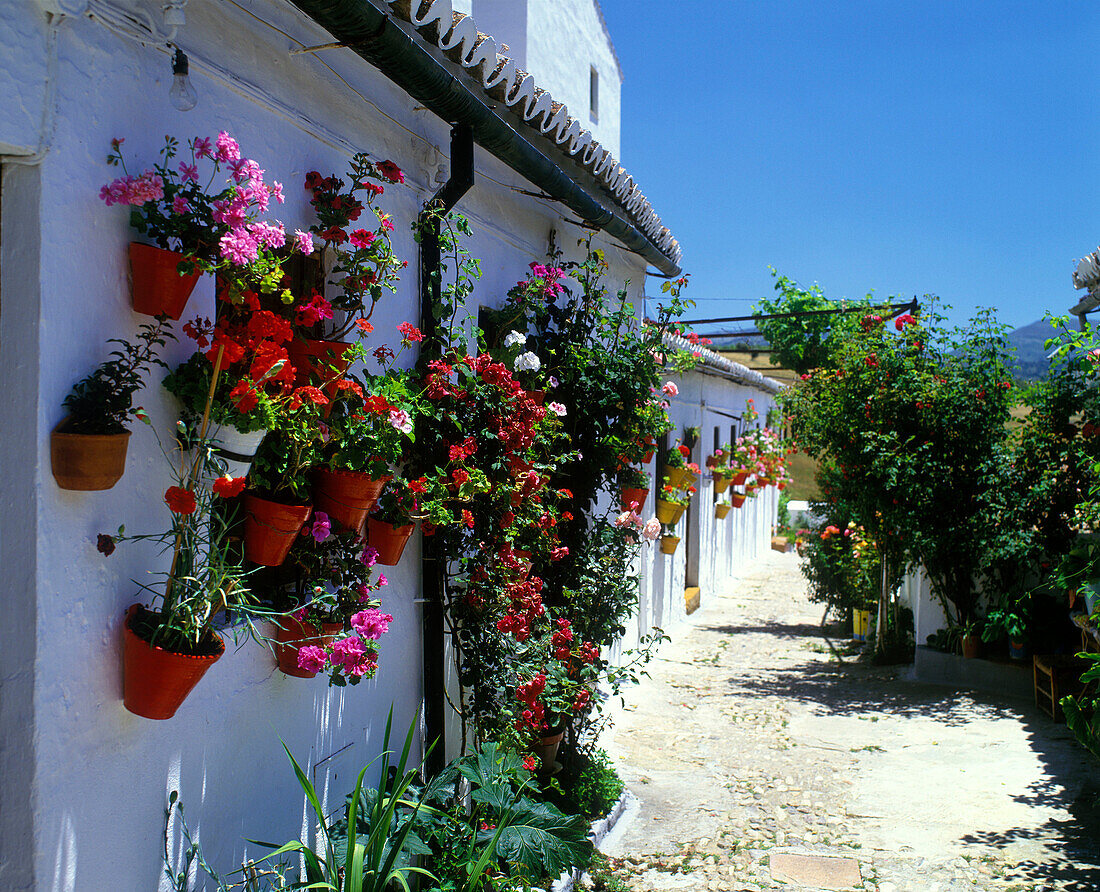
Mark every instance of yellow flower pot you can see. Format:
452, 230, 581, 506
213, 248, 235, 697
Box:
659, 535, 680, 555
656, 499, 685, 525
715, 503, 732, 519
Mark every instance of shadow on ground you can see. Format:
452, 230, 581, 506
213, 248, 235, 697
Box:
703, 616, 1100, 888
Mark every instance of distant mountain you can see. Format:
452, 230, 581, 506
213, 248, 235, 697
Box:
1007, 319, 1059, 380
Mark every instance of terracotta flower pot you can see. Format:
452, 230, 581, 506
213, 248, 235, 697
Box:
659, 535, 681, 555
532, 729, 564, 772
367, 517, 415, 566
50, 421, 131, 490
643, 448, 655, 464
122, 605, 223, 720
243, 494, 311, 566
731, 470, 749, 486
620, 487, 649, 512
715, 503, 732, 519
528, 389, 546, 406
758, 476, 774, 486
778, 482, 787, 491
656, 499, 685, 525
313, 468, 390, 534
287, 338, 353, 414
128, 242, 202, 320
730, 493, 747, 508
273, 617, 343, 678
713, 474, 731, 494
961, 634, 980, 659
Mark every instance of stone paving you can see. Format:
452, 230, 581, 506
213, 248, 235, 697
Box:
597, 550, 1100, 891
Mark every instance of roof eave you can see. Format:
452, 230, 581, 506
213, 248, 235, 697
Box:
290, 0, 681, 276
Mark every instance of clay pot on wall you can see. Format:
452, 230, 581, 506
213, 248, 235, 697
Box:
659, 535, 681, 555
129, 242, 201, 320
715, 503, 732, 519
50, 420, 131, 490
312, 468, 390, 535
242, 494, 312, 566
273, 617, 343, 677
122, 605, 224, 720
367, 517, 415, 566
620, 487, 650, 512
655, 500, 685, 525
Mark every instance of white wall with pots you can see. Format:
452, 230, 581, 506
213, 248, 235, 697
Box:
0, 2, 770, 890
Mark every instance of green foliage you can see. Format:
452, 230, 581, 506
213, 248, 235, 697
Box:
800, 514, 884, 613
254, 709, 433, 892
358, 741, 593, 891
753, 271, 870, 374
1063, 654, 1100, 759
570, 748, 624, 820
784, 303, 1016, 624
163, 351, 278, 434
62, 317, 174, 434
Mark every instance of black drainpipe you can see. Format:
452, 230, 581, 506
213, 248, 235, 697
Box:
419, 123, 474, 777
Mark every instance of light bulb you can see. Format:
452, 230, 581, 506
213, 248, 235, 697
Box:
169, 49, 197, 111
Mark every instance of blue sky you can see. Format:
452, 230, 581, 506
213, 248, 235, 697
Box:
598, 0, 1099, 332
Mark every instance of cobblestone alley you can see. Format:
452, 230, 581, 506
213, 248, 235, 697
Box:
601, 551, 1100, 892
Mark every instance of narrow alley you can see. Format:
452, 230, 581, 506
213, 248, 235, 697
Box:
602, 551, 1100, 892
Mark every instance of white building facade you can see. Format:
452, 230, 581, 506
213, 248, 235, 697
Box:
0, 2, 776, 889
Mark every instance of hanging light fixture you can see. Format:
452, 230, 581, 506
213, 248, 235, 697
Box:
169, 48, 197, 111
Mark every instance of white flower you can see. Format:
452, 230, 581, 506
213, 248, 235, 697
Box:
642, 518, 661, 541
548, 401, 567, 416
514, 351, 541, 373
504, 330, 527, 348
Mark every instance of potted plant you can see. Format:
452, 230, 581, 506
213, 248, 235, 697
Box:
98, 439, 253, 719
313, 368, 418, 534
367, 481, 417, 566
303, 154, 407, 337
269, 522, 390, 680
958, 617, 983, 658
662, 441, 699, 489
655, 479, 693, 525
712, 464, 736, 495
52, 317, 173, 490
163, 351, 282, 478
982, 607, 1029, 660
619, 466, 650, 512
244, 405, 324, 566
101, 132, 290, 319
659, 534, 681, 555
715, 497, 732, 519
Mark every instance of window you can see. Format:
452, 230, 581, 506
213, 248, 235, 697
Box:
589, 66, 599, 122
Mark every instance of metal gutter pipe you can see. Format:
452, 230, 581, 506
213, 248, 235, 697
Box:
418, 123, 474, 776
289, 0, 681, 276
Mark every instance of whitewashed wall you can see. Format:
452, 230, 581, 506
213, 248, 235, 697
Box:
526, 0, 622, 159
0, 2, 647, 890
622, 371, 780, 653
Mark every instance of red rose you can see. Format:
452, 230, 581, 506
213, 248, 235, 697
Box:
212, 476, 247, 498
164, 486, 197, 515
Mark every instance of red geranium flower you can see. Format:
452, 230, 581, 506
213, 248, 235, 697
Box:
212, 476, 247, 498
164, 486, 197, 515
397, 322, 423, 343
377, 160, 404, 183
